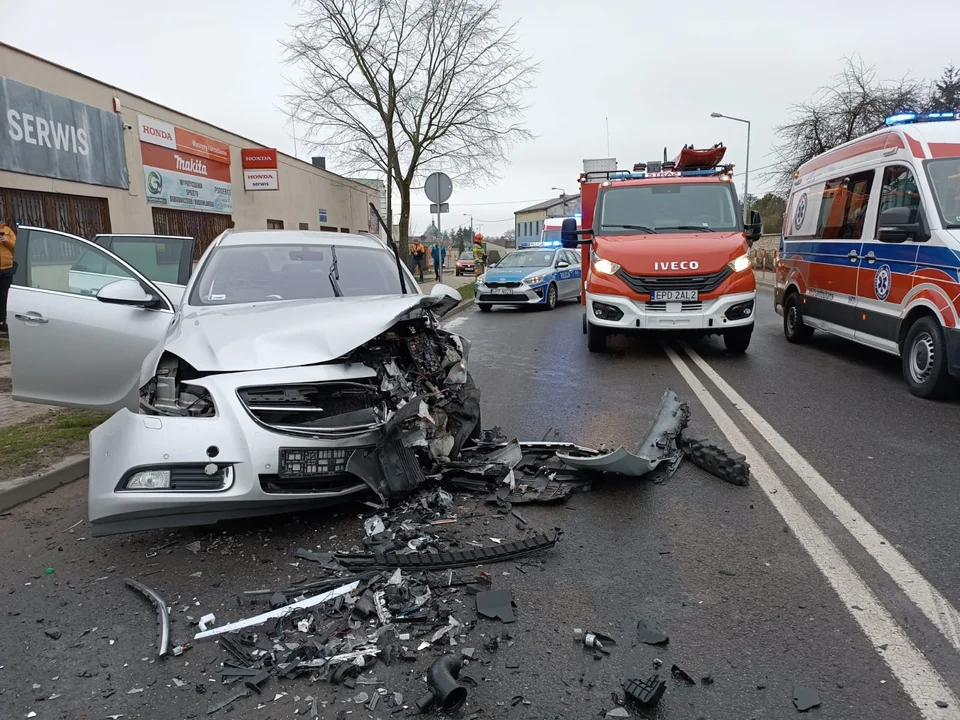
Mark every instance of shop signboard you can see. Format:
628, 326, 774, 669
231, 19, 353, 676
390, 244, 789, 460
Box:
0, 76, 128, 188
141, 142, 233, 214
138, 114, 231, 164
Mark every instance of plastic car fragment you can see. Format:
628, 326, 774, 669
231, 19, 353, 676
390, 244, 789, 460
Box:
680, 426, 751, 486
124, 578, 171, 658
622, 675, 667, 709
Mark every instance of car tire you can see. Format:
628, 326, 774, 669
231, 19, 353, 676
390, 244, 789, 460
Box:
544, 283, 558, 311
902, 316, 951, 399
587, 321, 607, 353
724, 325, 753, 354
478, 303, 492, 312
582, 312, 587, 335
455, 270, 460, 276
783, 292, 814, 344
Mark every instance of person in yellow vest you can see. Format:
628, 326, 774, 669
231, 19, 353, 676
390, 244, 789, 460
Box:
410, 239, 427, 281
472, 233, 485, 277
0, 219, 16, 335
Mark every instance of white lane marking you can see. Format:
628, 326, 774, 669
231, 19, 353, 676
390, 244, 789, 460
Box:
664, 344, 960, 718
682, 342, 960, 657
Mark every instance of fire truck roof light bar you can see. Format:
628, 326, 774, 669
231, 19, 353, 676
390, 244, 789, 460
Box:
581, 165, 735, 183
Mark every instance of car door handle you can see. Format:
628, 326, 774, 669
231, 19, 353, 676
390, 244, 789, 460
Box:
847, 250, 859, 261
14, 312, 49, 324
864, 251, 876, 263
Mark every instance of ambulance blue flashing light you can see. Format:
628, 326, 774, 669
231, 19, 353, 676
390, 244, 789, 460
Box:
884, 110, 958, 126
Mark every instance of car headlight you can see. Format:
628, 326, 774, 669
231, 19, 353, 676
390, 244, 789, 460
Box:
591, 251, 621, 276
524, 273, 547, 285
475, 274, 486, 284
125, 469, 171, 490
728, 254, 752, 273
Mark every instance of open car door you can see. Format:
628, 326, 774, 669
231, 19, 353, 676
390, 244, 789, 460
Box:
8, 227, 181, 412
93, 233, 196, 306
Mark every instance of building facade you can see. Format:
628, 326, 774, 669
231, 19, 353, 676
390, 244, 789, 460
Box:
514, 195, 581, 247
0, 42, 377, 256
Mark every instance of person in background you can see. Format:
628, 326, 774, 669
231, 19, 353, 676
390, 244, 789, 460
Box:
472, 233, 485, 277
0, 219, 16, 336
431, 242, 447, 281
410, 239, 427, 281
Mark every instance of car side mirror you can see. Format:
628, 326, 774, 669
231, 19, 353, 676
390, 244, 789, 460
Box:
744, 209, 763, 246
96, 279, 161, 308
556, 260, 570, 268
427, 282, 461, 317
878, 206, 930, 243
560, 218, 581, 249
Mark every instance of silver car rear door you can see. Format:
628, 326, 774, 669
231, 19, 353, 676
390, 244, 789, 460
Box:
8, 227, 176, 412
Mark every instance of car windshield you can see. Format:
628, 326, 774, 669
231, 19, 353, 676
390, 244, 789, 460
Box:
496, 250, 556, 268
459, 251, 473, 261
925, 158, 960, 228
597, 183, 740, 233
189, 243, 405, 306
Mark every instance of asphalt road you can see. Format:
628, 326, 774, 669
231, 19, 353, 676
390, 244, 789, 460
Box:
2, 287, 960, 719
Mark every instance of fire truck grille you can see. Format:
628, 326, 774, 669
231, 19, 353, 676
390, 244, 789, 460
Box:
615, 266, 732, 294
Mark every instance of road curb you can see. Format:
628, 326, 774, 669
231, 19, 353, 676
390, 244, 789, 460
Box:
445, 298, 476, 319
756, 277, 774, 289
0, 455, 89, 513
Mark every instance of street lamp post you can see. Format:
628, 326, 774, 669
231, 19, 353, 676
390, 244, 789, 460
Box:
552, 187, 567, 215
710, 112, 751, 218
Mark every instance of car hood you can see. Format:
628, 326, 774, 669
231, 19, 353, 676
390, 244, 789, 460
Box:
147, 294, 456, 377
484, 266, 550, 282
595, 232, 748, 274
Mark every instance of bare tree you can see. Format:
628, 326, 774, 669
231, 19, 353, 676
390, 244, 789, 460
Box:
284, 0, 536, 258
768, 56, 925, 192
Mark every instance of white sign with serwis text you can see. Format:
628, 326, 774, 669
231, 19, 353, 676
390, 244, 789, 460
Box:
243, 168, 279, 191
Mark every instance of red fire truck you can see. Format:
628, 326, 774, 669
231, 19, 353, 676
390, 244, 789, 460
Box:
561, 145, 763, 352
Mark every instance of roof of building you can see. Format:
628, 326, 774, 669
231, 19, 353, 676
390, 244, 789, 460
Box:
514, 195, 581, 215
0, 41, 375, 195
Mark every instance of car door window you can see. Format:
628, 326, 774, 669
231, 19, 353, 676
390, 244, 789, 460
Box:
816, 170, 875, 240
27, 230, 134, 296
562, 251, 578, 266
109, 238, 189, 284
878, 165, 922, 220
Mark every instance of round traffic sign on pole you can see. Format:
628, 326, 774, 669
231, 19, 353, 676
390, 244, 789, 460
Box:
424, 172, 453, 204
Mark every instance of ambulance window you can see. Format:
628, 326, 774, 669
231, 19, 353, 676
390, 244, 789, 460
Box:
815, 170, 875, 240
878, 165, 922, 217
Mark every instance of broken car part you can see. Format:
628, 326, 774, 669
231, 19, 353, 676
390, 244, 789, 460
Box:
670, 664, 697, 686
475, 590, 515, 623
556, 390, 689, 477
622, 675, 667, 709
124, 578, 171, 658
680, 426, 751, 486
793, 686, 821, 712
336, 530, 560, 571
636, 620, 669, 646
198, 613, 216, 632
416, 655, 468, 713
194, 580, 359, 640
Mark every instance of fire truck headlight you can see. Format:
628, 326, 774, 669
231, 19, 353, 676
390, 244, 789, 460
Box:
591, 251, 621, 276
728, 254, 752, 273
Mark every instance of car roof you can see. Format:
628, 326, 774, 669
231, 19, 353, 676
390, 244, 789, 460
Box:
96, 233, 193, 240
220, 230, 386, 250
601, 176, 725, 189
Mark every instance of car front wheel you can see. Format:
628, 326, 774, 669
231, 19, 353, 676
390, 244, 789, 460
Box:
478, 303, 492, 312
902, 316, 951, 399
543, 283, 558, 311
586, 321, 607, 353
784, 292, 814, 344
724, 325, 753, 354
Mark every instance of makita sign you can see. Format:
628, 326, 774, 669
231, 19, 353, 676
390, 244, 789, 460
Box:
175, 154, 208, 176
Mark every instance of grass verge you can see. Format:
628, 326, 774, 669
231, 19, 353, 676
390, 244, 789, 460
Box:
1, 410, 107, 482
458, 282, 476, 300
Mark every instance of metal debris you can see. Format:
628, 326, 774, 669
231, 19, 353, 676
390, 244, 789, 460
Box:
124, 578, 171, 658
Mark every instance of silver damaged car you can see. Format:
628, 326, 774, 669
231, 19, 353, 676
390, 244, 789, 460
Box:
7, 227, 478, 536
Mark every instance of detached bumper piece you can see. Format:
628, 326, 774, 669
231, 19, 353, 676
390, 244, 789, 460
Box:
336, 530, 560, 571
680, 426, 751, 486
125, 578, 171, 658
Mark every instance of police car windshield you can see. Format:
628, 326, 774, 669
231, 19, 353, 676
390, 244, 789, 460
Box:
597, 183, 739, 234
925, 159, 960, 228
189, 244, 405, 306
497, 250, 556, 268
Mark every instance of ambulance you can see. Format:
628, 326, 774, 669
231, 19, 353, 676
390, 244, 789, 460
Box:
519, 216, 582, 248
775, 110, 960, 399
561, 145, 763, 353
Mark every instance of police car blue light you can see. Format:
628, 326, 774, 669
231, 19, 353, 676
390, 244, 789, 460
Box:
475, 248, 582, 312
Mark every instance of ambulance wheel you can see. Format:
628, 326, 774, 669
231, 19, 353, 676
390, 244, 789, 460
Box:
902, 317, 951, 399
478, 303, 492, 312
587, 321, 607, 353
783, 293, 814, 344
724, 325, 753, 354
544, 283, 558, 310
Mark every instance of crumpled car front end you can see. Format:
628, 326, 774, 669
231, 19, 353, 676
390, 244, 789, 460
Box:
89, 310, 478, 537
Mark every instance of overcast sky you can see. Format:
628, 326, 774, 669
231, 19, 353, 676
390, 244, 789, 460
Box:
4, 0, 957, 235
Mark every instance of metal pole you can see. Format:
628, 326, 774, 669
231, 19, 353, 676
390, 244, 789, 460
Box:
435, 175, 443, 282
743, 120, 751, 220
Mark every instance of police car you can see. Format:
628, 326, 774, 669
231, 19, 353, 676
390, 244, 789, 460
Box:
475, 247, 582, 311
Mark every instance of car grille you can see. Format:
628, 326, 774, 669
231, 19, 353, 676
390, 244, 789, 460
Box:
478, 293, 524, 302
169, 465, 231, 491
259, 473, 364, 494
616, 266, 732, 294
645, 302, 704, 312
485, 282, 522, 288
238, 382, 383, 436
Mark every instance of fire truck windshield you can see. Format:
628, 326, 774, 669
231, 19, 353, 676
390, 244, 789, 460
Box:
596, 183, 740, 235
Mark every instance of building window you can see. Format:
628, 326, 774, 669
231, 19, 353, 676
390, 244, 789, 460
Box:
320, 226, 337, 232
267, 219, 284, 229
299, 222, 309, 230
340, 227, 350, 233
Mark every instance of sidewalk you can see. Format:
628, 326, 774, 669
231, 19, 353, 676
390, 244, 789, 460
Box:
417, 269, 475, 294
0, 343, 55, 429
